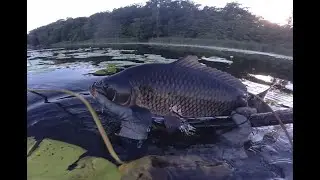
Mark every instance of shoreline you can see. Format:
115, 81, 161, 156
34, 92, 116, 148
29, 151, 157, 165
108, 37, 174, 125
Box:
45, 42, 293, 60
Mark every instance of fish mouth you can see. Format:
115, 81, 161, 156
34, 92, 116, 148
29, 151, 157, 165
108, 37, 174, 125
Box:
90, 80, 132, 106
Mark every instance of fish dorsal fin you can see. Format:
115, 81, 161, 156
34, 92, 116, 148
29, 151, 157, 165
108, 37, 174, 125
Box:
173, 55, 203, 68
172, 55, 247, 91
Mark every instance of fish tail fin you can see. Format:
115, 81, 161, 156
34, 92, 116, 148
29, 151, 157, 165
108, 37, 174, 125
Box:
255, 79, 279, 100
248, 82, 277, 113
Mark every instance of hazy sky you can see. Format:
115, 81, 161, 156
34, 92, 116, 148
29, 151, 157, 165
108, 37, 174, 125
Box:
27, 0, 292, 32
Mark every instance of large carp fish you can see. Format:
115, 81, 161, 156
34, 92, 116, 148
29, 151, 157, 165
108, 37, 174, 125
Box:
89, 55, 270, 135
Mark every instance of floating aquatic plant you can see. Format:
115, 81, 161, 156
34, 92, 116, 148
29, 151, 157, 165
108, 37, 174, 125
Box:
27, 137, 121, 180
93, 64, 118, 76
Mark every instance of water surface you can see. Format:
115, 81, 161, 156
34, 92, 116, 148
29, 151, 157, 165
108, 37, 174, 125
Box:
27, 45, 293, 179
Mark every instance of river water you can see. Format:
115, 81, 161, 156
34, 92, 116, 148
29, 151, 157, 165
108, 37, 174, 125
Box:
27, 45, 293, 179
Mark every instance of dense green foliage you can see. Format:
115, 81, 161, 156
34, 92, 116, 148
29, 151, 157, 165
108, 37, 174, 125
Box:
27, 0, 292, 52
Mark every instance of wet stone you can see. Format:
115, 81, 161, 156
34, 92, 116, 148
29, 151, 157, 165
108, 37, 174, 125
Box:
119, 155, 234, 180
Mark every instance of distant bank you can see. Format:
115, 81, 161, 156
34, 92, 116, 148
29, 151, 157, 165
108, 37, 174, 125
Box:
47, 39, 292, 60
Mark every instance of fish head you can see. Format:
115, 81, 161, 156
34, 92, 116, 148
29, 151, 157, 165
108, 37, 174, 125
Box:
89, 76, 133, 107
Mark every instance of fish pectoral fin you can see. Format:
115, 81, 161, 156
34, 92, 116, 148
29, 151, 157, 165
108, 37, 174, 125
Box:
163, 116, 196, 135
178, 122, 196, 136
169, 105, 185, 118
163, 116, 183, 133
117, 107, 153, 140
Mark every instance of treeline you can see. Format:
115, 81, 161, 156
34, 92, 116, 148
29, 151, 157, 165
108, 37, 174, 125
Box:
27, 0, 292, 51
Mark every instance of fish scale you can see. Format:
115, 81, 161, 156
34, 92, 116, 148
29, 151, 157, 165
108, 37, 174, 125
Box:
134, 65, 241, 117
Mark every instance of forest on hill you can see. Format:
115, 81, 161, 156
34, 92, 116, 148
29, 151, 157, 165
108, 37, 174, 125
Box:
27, 0, 293, 55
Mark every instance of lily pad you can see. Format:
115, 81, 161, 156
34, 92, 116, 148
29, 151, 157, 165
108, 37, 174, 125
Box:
67, 157, 121, 180
27, 138, 121, 180
93, 64, 118, 76
27, 136, 37, 155
93, 69, 113, 76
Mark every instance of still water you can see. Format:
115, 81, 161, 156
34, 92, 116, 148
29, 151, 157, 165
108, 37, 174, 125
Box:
27, 45, 293, 179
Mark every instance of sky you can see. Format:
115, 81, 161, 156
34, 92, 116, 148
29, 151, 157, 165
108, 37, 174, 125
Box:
27, 0, 293, 33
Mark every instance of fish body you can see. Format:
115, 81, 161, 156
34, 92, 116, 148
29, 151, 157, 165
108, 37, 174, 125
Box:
91, 56, 248, 120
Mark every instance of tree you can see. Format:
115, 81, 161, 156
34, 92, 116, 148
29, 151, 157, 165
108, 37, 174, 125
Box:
27, 0, 293, 50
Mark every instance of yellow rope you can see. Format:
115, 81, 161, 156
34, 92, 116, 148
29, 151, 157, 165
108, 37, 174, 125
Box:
27, 88, 125, 164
